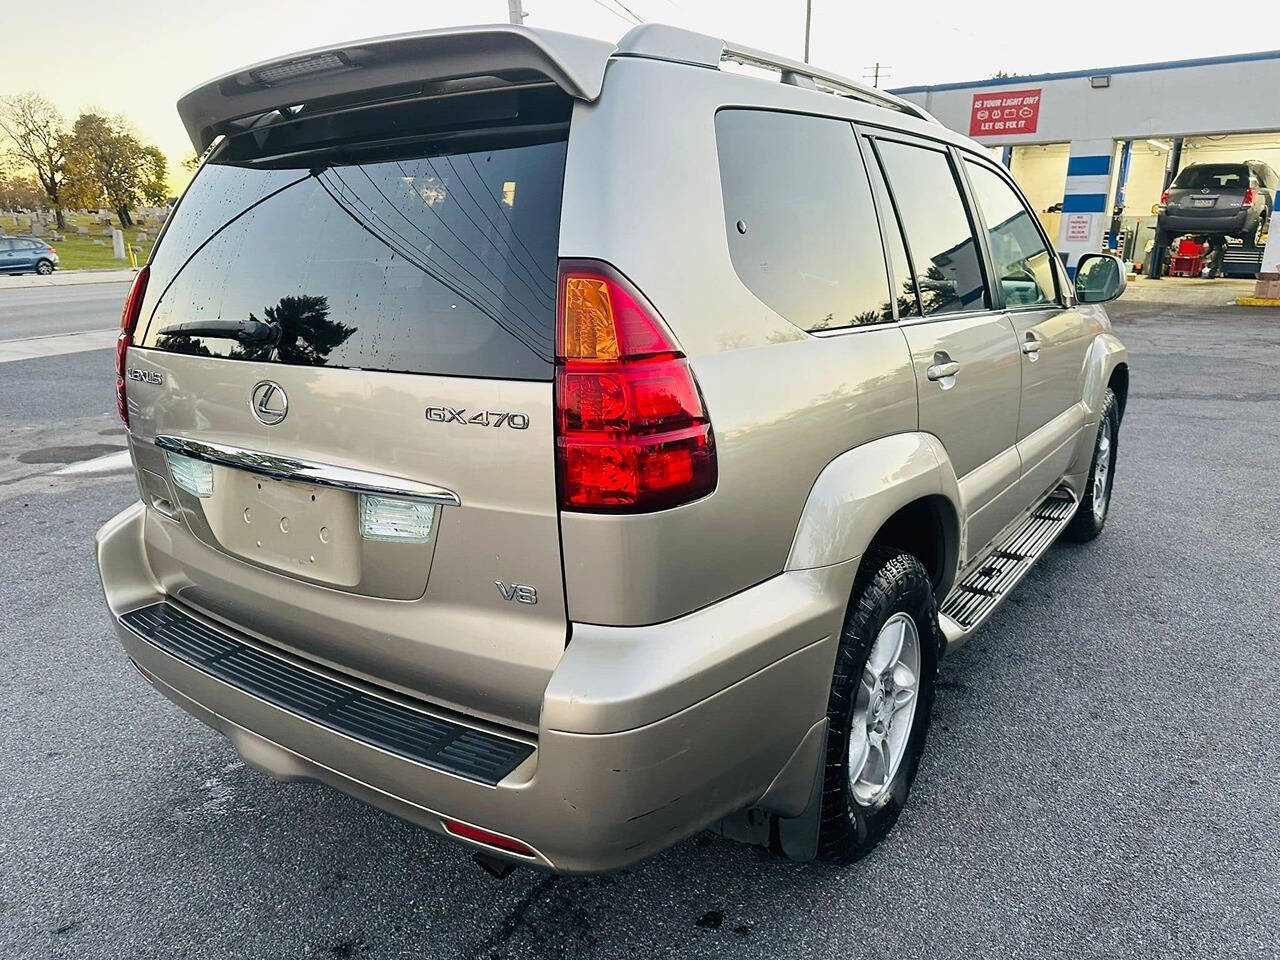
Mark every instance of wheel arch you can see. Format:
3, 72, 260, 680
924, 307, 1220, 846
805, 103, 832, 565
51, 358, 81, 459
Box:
785, 433, 962, 599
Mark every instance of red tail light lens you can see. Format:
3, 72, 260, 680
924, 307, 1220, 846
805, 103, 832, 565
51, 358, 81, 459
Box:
1160, 190, 1169, 205
1243, 187, 1256, 206
555, 261, 716, 512
115, 266, 150, 424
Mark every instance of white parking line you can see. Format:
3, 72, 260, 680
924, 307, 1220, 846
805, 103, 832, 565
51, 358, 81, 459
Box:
0, 329, 117, 363
52, 450, 133, 476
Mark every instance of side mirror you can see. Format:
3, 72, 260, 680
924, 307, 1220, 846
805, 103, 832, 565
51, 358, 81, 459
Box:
1074, 253, 1126, 304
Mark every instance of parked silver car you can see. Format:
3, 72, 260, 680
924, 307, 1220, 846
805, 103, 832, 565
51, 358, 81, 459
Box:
96, 23, 1129, 873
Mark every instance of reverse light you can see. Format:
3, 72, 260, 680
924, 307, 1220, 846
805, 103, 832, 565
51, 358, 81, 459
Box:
441, 819, 536, 857
166, 453, 214, 498
116, 266, 150, 424
358, 494, 434, 542
555, 261, 716, 512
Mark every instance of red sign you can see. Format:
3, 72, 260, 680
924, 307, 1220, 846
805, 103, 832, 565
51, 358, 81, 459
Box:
969, 88, 1041, 138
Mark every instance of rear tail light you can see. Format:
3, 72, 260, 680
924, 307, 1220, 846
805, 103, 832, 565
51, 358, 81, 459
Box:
116, 266, 150, 424
441, 819, 536, 857
1243, 187, 1256, 206
46, 245, 57, 255
1160, 190, 1169, 205
555, 261, 716, 512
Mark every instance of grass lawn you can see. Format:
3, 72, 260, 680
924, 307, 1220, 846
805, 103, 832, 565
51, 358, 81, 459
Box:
1, 210, 158, 271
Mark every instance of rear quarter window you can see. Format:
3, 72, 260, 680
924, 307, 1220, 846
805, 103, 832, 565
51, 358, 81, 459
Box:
138, 134, 567, 380
714, 109, 895, 332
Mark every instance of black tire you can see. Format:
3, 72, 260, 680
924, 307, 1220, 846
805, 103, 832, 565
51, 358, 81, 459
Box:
1065, 388, 1119, 543
1255, 214, 1269, 249
817, 547, 940, 863
35, 259, 53, 275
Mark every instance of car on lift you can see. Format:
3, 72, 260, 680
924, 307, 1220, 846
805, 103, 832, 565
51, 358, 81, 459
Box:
1158, 160, 1276, 247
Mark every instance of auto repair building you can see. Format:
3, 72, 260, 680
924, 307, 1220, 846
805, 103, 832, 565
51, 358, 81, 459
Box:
891, 51, 1280, 277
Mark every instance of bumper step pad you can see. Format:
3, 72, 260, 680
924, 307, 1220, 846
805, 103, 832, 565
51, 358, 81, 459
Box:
119, 602, 533, 786
940, 486, 1077, 632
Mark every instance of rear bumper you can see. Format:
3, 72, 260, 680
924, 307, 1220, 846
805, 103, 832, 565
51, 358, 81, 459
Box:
96, 500, 851, 872
1158, 208, 1254, 236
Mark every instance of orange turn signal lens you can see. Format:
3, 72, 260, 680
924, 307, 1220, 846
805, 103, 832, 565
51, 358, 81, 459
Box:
562, 276, 619, 360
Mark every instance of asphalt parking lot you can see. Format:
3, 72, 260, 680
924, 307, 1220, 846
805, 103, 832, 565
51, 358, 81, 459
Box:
1, 278, 1277, 959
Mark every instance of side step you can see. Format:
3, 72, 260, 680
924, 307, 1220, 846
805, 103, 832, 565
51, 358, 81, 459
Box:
939, 485, 1077, 649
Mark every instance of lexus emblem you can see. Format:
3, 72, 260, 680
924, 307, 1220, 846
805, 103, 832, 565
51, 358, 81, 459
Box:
1201, 187, 1211, 194
250, 380, 288, 425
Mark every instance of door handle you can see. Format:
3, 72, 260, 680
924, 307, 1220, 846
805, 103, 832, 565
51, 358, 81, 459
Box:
1021, 333, 1042, 360
926, 352, 960, 387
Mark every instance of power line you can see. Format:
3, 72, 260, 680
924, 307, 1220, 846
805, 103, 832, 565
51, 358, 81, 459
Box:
585, 0, 641, 25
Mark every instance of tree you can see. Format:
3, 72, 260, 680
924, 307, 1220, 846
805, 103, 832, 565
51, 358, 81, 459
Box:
0, 93, 70, 230
65, 112, 169, 226
0, 172, 44, 211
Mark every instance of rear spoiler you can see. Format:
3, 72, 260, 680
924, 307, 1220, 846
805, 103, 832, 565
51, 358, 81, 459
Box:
177, 23, 936, 154
176, 25, 616, 153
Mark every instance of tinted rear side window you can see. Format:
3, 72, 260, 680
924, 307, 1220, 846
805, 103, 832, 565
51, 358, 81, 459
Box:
139, 135, 567, 380
715, 109, 895, 331
1172, 164, 1249, 191
874, 139, 988, 316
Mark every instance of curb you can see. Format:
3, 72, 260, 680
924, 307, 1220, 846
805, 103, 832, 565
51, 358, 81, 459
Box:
1235, 296, 1280, 307
0, 268, 138, 289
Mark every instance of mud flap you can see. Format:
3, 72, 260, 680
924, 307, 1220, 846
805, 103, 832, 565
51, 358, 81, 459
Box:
711, 720, 827, 861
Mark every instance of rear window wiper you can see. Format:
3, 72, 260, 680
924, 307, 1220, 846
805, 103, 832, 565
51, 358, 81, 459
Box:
154, 319, 281, 346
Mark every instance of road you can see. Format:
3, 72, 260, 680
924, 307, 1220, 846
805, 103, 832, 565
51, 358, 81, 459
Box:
0, 280, 132, 340
0, 280, 1277, 959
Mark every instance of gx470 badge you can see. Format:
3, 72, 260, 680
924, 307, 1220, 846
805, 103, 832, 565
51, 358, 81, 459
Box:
426, 406, 529, 430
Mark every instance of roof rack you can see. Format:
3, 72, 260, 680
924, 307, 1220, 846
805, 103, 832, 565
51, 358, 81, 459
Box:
614, 25, 938, 124
719, 41, 938, 124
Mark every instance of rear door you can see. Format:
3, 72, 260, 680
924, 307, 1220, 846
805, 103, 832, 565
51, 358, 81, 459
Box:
124, 95, 571, 729
866, 134, 1022, 557
960, 156, 1092, 495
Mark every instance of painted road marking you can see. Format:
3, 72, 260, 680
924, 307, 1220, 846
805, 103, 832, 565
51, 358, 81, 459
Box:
52, 450, 132, 476
0, 329, 116, 363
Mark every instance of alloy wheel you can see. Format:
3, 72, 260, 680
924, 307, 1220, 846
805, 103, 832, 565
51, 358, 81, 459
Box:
848, 612, 921, 807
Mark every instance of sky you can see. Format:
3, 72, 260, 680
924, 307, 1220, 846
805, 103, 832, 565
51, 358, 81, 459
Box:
2, 0, 1272, 189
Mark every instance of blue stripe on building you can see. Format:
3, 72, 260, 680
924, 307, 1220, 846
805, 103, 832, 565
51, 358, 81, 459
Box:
1061, 193, 1108, 213
1066, 155, 1112, 177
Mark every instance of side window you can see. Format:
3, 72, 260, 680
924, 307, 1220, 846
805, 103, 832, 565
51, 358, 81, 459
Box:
715, 109, 895, 332
874, 139, 989, 316
0, 240, 13, 252
964, 160, 1058, 308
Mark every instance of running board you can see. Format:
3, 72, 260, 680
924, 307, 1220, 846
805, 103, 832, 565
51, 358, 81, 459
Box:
939, 485, 1078, 650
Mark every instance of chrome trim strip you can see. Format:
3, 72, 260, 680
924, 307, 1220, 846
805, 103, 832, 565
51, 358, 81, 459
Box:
154, 436, 461, 506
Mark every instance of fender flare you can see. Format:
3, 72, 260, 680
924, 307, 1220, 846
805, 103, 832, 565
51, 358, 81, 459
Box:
1071, 333, 1129, 474
1081, 333, 1128, 420
785, 432, 963, 597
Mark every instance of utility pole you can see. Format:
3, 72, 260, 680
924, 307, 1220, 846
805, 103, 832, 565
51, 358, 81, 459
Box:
863, 63, 890, 88
508, 0, 526, 24
803, 0, 812, 63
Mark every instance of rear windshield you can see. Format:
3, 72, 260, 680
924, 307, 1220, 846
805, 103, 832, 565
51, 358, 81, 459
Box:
138, 130, 567, 380
1172, 164, 1249, 191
